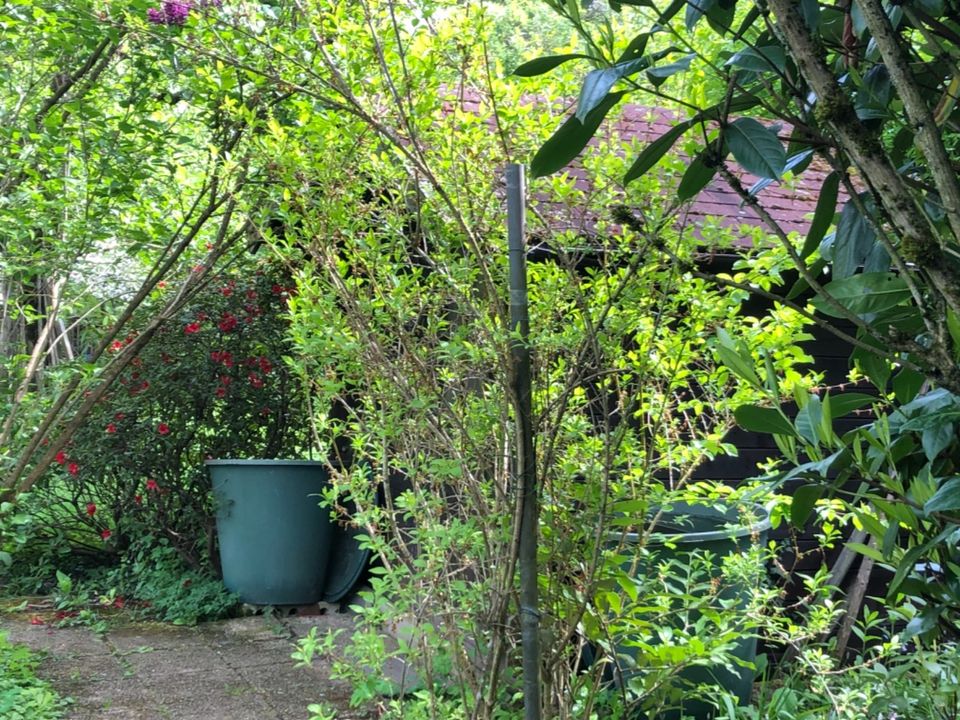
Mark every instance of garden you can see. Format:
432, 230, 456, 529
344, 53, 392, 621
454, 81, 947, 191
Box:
2, 0, 960, 718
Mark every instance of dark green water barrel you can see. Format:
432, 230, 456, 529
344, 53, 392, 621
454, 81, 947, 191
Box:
208, 460, 333, 605
617, 502, 771, 720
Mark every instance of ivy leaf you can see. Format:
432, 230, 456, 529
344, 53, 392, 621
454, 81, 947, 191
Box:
531, 92, 625, 178
512, 54, 591, 77
725, 118, 786, 180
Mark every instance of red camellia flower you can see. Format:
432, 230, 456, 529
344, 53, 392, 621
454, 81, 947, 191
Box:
115, 412, 126, 421
106, 423, 117, 434
101, 529, 112, 540
86, 502, 96, 516
157, 423, 170, 435
29, 616, 44, 626
215, 387, 227, 398
146, 479, 159, 491
55, 450, 67, 465
220, 286, 233, 297
218, 313, 238, 333
68, 462, 79, 476
184, 322, 201, 334
110, 340, 124, 352
134, 494, 143, 505
246, 289, 257, 300
248, 372, 264, 389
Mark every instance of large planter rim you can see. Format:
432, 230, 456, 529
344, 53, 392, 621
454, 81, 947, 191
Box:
206, 459, 325, 467
615, 501, 772, 546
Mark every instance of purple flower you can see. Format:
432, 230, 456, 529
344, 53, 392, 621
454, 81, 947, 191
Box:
146, 1, 192, 26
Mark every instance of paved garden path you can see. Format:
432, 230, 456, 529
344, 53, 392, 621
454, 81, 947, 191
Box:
1, 607, 375, 719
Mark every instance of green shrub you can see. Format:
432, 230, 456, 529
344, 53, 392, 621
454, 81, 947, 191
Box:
23, 262, 310, 569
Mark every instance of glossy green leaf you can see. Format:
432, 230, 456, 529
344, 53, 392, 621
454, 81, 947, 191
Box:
726, 46, 786, 73
677, 149, 717, 201
924, 477, 960, 514
832, 196, 877, 279
686, 0, 716, 30
716, 329, 761, 387
512, 53, 591, 77
623, 119, 694, 185
725, 117, 786, 180
646, 53, 695, 87
615, 32, 650, 64
812, 272, 910, 318
893, 366, 925, 404
846, 541, 885, 562
791, 484, 822, 527
829, 393, 875, 418
531, 92, 625, 178
734, 405, 798, 437
801, 171, 840, 260
577, 59, 648, 122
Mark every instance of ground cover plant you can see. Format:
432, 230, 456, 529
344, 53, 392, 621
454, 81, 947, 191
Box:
0, 630, 68, 720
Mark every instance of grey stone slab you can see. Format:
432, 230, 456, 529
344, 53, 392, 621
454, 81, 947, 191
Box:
140, 675, 279, 720
236, 660, 344, 720
199, 615, 292, 643
107, 622, 202, 652
62, 678, 166, 719
40, 651, 126, 689
2, 621, 109, 657
212, 638, 299, 669
112, 644, 227, 678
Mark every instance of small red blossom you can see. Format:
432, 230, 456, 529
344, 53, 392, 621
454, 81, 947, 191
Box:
41, 438, 49, 446
68, 462, 79, 476
271, 284, 284, 295
218, 313, 238, 333
219, 375, 232, 386
220, 286, 233, 297
215, 387, 227, 398
146, 479, 159, 491
131, 356, 143, 367
30, 616, 44, 626
196, 312, 208, 322
106, 423, 117, 434
157, 281, 167, 289
184, 322, 202, 334
55, 451, 67, 465
112, 597, 125, 609
246, 289, 257, 300
86, 502, 97, 516
134, 494, 143, 505
248, 372, 264, 389
115, 413, 126, 421
100, 529, 112, 540
55, 610, 77, 621
258, 357, 272, 374
157, 423, 170, 435
110, 340, 124, 352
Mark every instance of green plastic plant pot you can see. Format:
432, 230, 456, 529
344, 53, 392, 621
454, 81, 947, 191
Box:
208, 460, 333, 605
614, 502, 772, 720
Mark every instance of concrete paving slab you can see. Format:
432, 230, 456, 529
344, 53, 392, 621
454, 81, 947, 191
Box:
1, 610, 378, 720
4, 623, 109, 656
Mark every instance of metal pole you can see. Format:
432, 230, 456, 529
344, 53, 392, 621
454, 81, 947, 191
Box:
506, 163, 541, 720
